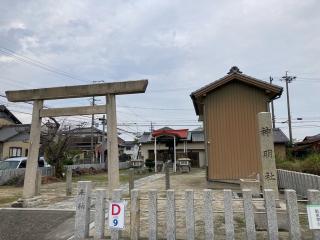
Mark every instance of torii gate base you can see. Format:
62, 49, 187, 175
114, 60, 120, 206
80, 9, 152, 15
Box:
6, 80, 148, 203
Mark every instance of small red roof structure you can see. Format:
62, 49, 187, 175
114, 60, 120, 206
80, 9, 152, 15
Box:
152, 128, 188, 139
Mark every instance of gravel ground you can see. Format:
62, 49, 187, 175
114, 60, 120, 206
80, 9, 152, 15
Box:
93, 169, 312, 239
1, 168, 313, 239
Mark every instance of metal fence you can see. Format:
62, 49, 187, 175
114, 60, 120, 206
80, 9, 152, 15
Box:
64, 163, 106, 170
0, 167, 55, 185
0, 161, 130, 186
277, 169, 320, 198
64, 161, 130, 171
74, 182, 320, 240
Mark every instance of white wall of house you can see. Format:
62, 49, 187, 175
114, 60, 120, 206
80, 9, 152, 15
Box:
123, 144, 139, 160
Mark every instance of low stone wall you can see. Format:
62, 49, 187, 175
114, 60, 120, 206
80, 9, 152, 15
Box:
0, 167, 55, 185
277, 169, 320, 198
74, 182, 317, 239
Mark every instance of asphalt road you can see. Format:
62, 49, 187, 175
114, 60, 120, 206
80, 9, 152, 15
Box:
0, 208, 75, 240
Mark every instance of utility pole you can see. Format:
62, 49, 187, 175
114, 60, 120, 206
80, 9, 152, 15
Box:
281, 71, 296, 145
90, 96, 95, 163
90, 80, 104, 163
98, 115, 106, 167
269, 77, 276, 129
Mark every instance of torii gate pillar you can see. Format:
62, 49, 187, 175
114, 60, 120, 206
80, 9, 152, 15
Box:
106, 94, 119, 191
23, 100, 43, 198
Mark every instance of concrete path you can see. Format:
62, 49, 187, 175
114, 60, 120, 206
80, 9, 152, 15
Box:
0, 208, 75, 240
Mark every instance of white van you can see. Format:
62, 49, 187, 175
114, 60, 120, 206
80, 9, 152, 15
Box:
0, 157, 50, 170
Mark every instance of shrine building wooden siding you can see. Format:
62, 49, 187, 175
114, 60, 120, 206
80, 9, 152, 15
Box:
204, 81, 268, 179
191, 67, 283, 180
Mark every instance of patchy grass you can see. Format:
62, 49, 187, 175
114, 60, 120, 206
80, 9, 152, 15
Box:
234, 215, 245, 229
0, 185, 22, 207
72, 173, 108, 182
0, 194, 21, 205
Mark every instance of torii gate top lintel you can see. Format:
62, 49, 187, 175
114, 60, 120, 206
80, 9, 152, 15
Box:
5, 79, 148, 102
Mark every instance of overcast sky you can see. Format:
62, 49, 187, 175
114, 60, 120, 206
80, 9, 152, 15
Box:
0, 0, 319, 141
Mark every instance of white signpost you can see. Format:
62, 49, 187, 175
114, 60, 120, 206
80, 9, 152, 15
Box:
307, 205, 320, 229
109, 201, 125, 229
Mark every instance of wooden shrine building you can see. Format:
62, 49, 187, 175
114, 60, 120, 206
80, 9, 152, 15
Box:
191, 66, 283, 181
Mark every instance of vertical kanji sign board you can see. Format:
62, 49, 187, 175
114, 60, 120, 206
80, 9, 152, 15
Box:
258, 112, 279, 199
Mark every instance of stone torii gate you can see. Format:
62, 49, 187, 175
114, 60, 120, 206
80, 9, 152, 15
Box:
5, 80, 148, 200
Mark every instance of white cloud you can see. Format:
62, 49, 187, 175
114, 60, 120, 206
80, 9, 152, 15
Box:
0, 0, 319, 139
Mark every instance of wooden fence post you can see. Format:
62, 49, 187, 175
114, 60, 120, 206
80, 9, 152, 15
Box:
166, 189, 176, 240
264, 189, 278, 240
148, 189, 157, 240
185, 189, 195, 240
165, 163, 170, 190
129, 168, 134, 194
224, 189, 234, 239
66, 168, 72, 196
285, 189, 301, 240
242, 189, 256, 240
130, 189, 140, 240
203, 189, 214, 240
95, 189, 106, 239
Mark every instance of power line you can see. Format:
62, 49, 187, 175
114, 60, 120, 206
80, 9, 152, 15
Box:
118, 124, 201, 127
118, 105, 192, 111
0, 47, 91, 83
147, 87, 194, 93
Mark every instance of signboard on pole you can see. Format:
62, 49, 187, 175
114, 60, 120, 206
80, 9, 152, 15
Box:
307, 205, 320, 229
109, 201, 125, 229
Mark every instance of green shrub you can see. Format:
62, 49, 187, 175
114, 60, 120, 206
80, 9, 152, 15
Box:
63, 158, 74, 165
276, 153, 320, 175
276, 159, 301, 172
300, 154, 320, 175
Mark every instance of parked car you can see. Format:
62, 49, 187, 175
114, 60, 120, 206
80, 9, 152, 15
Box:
0, 157, 50, 170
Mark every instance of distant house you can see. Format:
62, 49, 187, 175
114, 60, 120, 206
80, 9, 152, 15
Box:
190, 66, 283, 180
67, 127, 125, 163
292, 133, 320, 157
0, 124, 30, 159
0, 105, 21, 126
138, 127, 205, 167
0, 105, 30, 160
123, 141, 139, 160
67, 127, 104, 163
273, 128, 289, 159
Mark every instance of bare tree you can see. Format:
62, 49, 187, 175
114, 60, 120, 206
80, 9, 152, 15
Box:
41, 118, 78, 178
